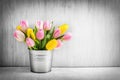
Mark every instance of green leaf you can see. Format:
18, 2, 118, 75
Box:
50, 26, 55, 39
46, 34, 50, 39
35, 39, 40, 44
28, 47, 32, 50
39, 40, 41, 50
32, 45, 38, 50
41, 37, 47, 49
33, 26, 38, 35
33, 47, 38, 50
41, 30, 47, 49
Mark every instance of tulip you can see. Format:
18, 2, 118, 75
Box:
62, 32, 72, 41
53, 28, 61, 38
43, 21, 51, 30
46, 39, 58, 50
16, 25, 21, 30
20, 20, 28, 33
56, 39, 63, 48
59, 24, 68, 35
27, 28, 35, 40
13, 30, 25, 42
35, 20, 43, 29
27, 28, 33, 37
26, 38, 35, 48
31, 32, 36, 40
36, 29, 44, 40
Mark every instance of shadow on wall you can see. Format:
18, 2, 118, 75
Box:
0, 0, 120, 67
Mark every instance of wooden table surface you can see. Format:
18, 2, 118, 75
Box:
0, 67, 120, 80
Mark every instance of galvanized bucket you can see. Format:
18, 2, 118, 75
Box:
29, 50, 53, 73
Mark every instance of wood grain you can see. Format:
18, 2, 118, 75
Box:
0, 67, 120, 80
0, 0, 120, 67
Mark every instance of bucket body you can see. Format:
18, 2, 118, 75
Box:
29, 50, 53, 73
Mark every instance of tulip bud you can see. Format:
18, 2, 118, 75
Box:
16, 25, 21, 30
36, 29, 44, 40
46, 39, 58, 50
13, 30, 25, 42
20, 20, 28, 33
26, 28, 36, 40
62, 32, 72, 41
43, 21, 51, 30
59, 24, 68, 35
27, 28, 33, 37
56, 39, 63, 48
26, 38, 35, 48
53, 28, 61, 38
31, 32, 36, 41
35, 20, 43, 29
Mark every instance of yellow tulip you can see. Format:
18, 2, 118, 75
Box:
27, 28, 36, 40
59, 24, 68, 35
27, 28, 33, 37
16, 25, 28, 33
16, 25, 21, 30
31, 32, 36, 40
46, 39, 58, 50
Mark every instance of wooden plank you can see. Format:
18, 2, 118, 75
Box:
0, 67, 120, 80
0, 0, 120, 66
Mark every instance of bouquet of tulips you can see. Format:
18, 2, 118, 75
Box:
13, 20, 72, 50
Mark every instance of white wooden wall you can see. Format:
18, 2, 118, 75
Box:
0, 0, 120, 67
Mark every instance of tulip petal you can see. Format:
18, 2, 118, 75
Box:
46, 39, 58, 50
26, 38, 35, 47
31, 32, 36, 40
53, 28, 61, 38
16, 25, 21, 30
56, 39, 63, 48
35, 20, 43, 29
13, 30, 25, 42
27, 28, 33, 37
43, 21, 51, 30
36, 29, 44, 40
62, 32, 72, 41
59, 24, 68, 35
20, 20, 28, 33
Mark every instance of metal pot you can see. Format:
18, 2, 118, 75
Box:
29, 50, 53, 73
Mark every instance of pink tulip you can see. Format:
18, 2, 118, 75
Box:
20, 20, 28, 32
26, 38, 35, 47
35, 20, 43, 29
62, 32, 72, 41
13, 30, 25, 42
36, 29, 44, 40
43, 21, 51, 30
56, 39, 63, 48
53, 28, 61, 38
